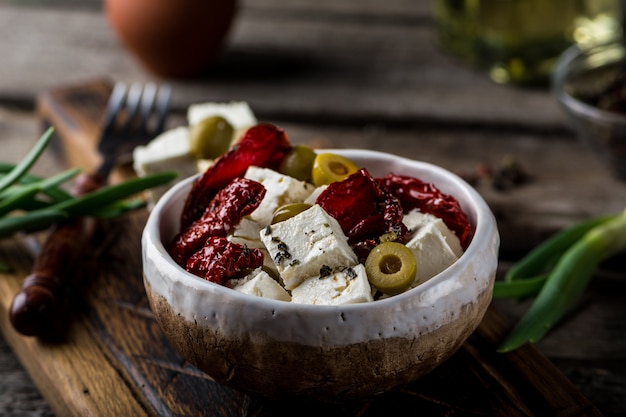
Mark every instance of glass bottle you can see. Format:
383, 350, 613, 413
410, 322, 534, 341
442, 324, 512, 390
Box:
432, 0, 621, 85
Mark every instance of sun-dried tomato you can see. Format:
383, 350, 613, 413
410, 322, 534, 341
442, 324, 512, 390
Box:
180, 123, 291, 229
316, 169, 408, 259
170, 177, 266, 266
377, 174, 472, 249
185, 236, 264, 284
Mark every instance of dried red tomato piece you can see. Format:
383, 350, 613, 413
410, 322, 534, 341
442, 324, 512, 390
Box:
377, 174, 472, 249
170, 177, 266, 266
316, 169, 408, 258
186, 236, 264, 284
181, 123, 291, 229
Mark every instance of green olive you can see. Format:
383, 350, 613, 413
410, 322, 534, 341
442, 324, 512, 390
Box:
271, 203, 312, 224
311, 153, 359, 186
279, 145, 317, 182
189, 115, 234, 159
365, 242, 416, 295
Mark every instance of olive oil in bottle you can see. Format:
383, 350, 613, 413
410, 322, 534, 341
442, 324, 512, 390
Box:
432, 0, 621, 85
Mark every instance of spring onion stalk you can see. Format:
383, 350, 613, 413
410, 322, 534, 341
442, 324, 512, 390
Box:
0, 165, 73, 203
0, 168, 80, 216
0, 209, 69, 238
0, 128, 178, 239
504, 214, 616, 282
493, 275, 548, 299
48, 172, 177, 217
0, 127, 53, 193
0, 172, 176, 238
498, 209, 626, 353
89, 198, 147, 218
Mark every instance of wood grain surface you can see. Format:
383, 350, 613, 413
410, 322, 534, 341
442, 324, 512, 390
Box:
0, 0, 625, 416
0, 210, 605, 417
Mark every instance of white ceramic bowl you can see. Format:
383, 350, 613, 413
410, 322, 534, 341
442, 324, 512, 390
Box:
142, 149, 499, 401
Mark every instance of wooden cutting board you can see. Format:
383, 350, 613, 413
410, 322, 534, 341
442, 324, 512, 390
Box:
0, 80, 603, 416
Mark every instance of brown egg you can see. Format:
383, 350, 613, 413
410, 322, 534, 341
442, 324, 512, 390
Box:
104, 0, 238, 78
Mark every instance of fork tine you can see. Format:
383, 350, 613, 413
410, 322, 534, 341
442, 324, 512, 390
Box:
122, 83, 144, 131
101, 82, 127, 135
137, 82, 158, 133
154, 84, 172, 135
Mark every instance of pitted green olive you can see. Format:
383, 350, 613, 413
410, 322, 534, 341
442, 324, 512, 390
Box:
365, 242, 416, 295
311, 153, 359, 186
189, 115, 234, 159
271, 203, 312, 224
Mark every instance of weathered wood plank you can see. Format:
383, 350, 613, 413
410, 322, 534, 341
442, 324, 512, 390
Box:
0, 0, 624, 414
0, 3, 566, 130
1, 104, 625, 416
0, 210, 605, 417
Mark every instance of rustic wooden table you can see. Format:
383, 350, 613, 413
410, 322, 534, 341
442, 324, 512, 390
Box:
0, 1, 625, 416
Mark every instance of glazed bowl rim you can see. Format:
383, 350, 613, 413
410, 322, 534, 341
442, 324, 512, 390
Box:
142, 148, 497, 313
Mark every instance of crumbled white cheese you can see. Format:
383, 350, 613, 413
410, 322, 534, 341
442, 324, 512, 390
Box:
403, 210, 463, 258
133, 126, 194, 176
405, 219, 461, 287
132, 126, 198, 202
259, 204, 358, 290
229, 269, 291, 302
132, 101, 258, 205
291, 264, 372, 305
187, 101, 257, 142
244, 166, 315, 227
303, 185, 328, 205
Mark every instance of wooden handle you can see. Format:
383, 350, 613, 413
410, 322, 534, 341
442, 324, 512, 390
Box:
9, 81, 114, 336
9, 173, 106, 336
9, 219, 88, 336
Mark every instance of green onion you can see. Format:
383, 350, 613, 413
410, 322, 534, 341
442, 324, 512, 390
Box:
48, 172, 177, 217
0, 127, 54, 193
0, 172, 176, 238
0, 209, 68, 238
91, 198, 147, 218
498, 209, 626, 353
0, 168, 80, 216
0, 128, 178, 239
504, 214, 616, 282
0, 164, 73, 203
493, 275, 547, 299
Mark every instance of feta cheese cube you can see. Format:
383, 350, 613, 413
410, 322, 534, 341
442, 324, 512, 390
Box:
133, 126, 195, 177
406, 221, 460, 287
259, 205, 358, 290
244, 166, 315, 227
403, 210, 463, 258
187, 101, 257, 143
132, 126, 197, 203
229, 269, 291, 302
291, 264, 373, 305
231, 217, 263, 242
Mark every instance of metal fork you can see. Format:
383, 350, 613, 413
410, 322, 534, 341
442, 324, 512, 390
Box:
9, 82, 172, 337
77, 82, 172, 194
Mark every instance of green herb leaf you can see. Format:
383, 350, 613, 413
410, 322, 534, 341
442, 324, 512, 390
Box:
498, 209, 626, 352
0, 168, 80, 216
48, 171, 177, 217
0, 127, 54, 193
0, 209, 68, 238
